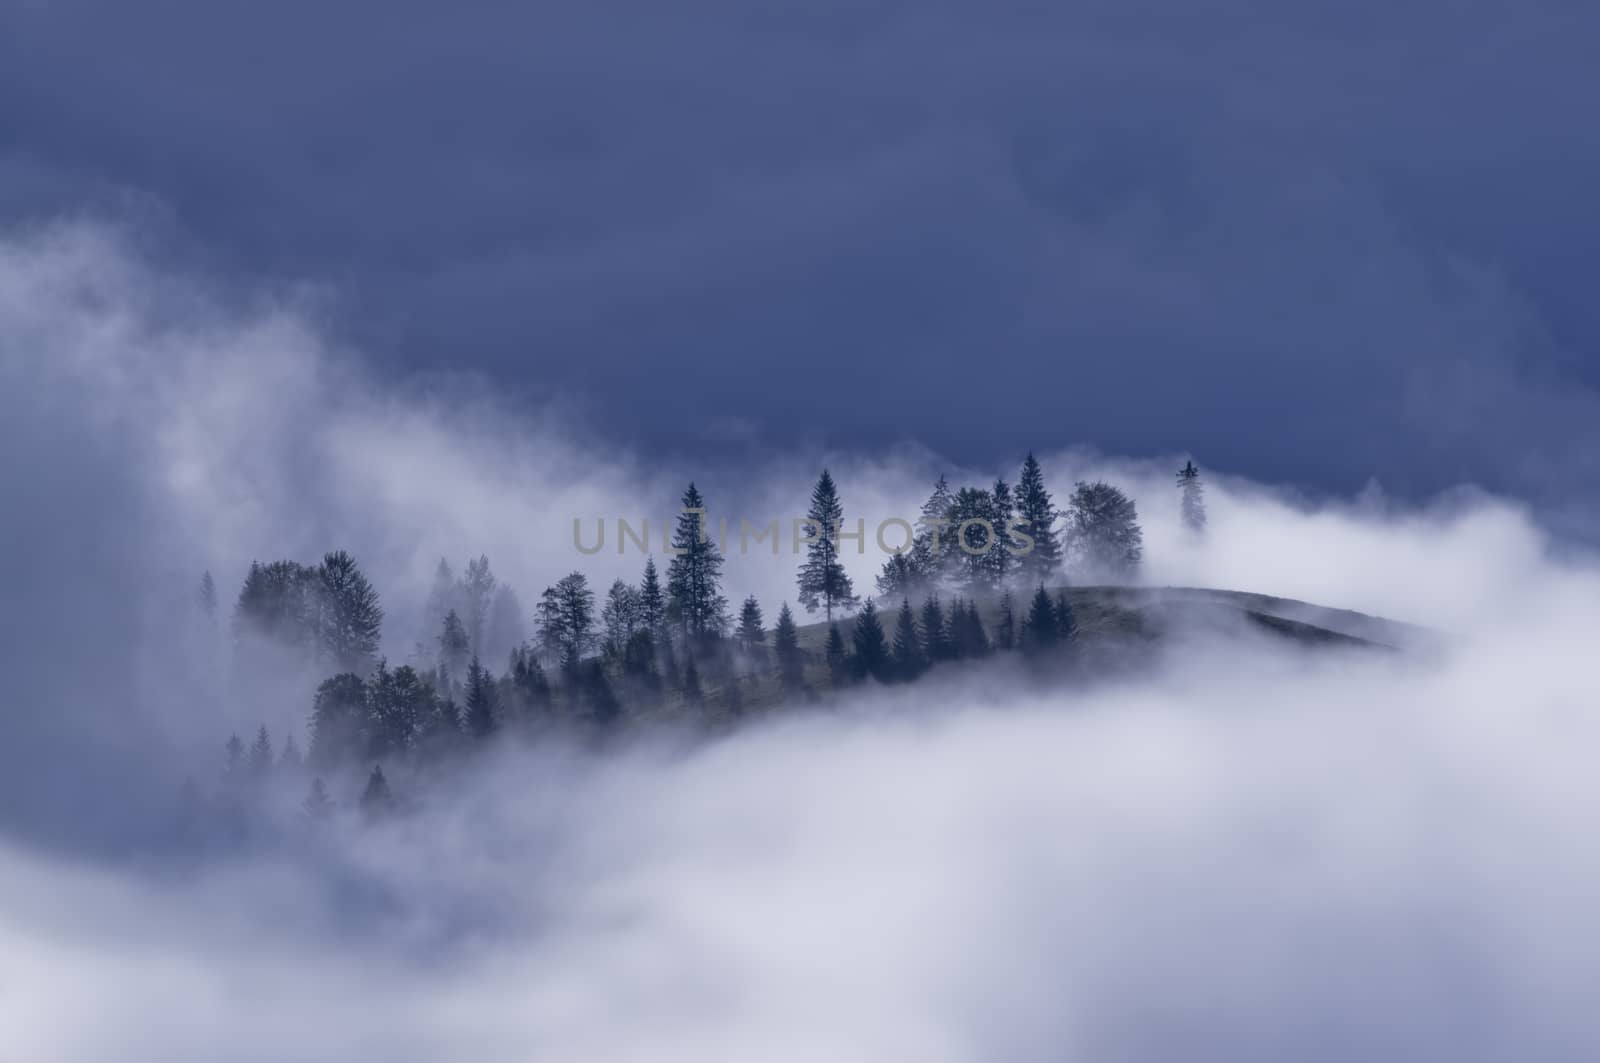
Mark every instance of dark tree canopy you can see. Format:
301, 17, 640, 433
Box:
1014, 453, 1062, 587
666, 483, 729, 642
537, 572, 597, 672
797, 468, 859, 621
772, 603, 805, 688
850, 600, 889, 680
316, 550, 384, 674
1065, 480, 1144, 579
891, 598, 925, 680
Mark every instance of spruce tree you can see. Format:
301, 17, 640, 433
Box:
198, 570, 218, 621
233, 560, 318, 649
988, 477, 1017, 587
1054, 591, 1078, 641
464, 655, 497, 738
666, 483, 729, 642
953, 600, 989, 658
737, 596, 766, 652
1177, 460, 1207, 534
248, 725, 274, 780
639, 556, 666, 634
948, 487, 1000, 593
995, 589, 1016, 652
797, 469, 859, 621
1021, 585, 1058, 653
279, 732, 304, 773
438, 609, 471, 679
360, 765, 393, 817
772, 602, 804, 688
824, 623, 848, 685
508, 644, 553, 724
461, 555, 497, 656
919, 595, 953, 663
909, 475, 957, 588
1014, 453, 1062, 587
537, 572, 596, 672
601, 579, 643, 658
315, 550, 384, 674
890, 598, 925, 680
579, 659, 622, 727
850, 600, 889, 680
222, 733, 246, 788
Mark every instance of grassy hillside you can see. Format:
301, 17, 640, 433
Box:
640, 586, 1424, 726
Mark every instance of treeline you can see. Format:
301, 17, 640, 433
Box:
201, 456, 1208, 821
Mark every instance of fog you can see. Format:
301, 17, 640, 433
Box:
3, 222, 1599, 1059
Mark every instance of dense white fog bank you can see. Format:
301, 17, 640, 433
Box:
4, 222, 1600, 1059
4, 618, 1600, 1061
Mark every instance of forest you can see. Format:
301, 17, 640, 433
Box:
199, 457, 1209, 822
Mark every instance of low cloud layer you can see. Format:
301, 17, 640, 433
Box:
3, 224, 1599, 1059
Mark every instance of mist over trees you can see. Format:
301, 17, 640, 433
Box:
194, 454, 1189, 822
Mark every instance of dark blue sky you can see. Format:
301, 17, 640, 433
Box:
5, 0, 1598, 505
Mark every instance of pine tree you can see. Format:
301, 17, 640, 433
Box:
198, 570, 218, 621
772, 603, 805, 688
995, 589, 1016, 651
279, 732, 304, 773
1021, 585, 1058, 653
1014, 453, 1062, 587
952, 600, 989, 658
909, 475, 957, 588
666, 483, 729, 642
797, 469, 859, 621
824, 623, 848, 685
537, 572, 596, 672
737, 596, 766, 651
222, 733, 246, 788
850, 600, 889, 680
988, 477, 1017, 587
303, 777, 333, 821
360, 765, 393, 818
464, 656, 497, 738
507, 644, 553, 724
233, 560, 318, 648
601, 579, 643, 658
579, 659, 623, 727
1065, 481, 1144, 578
438, 609, 471, 679
315, 550, 384, 673
948, 487, 1001, 593
639, 556, 666, 634
1177, 460, 1207, 534
919, 595, 953, 663
248, 725, 274, 780
461, 555, 497, 656
1054, 591, 1078, 641
890, 598, 925, 680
